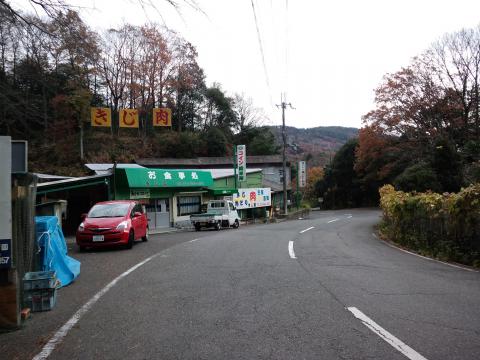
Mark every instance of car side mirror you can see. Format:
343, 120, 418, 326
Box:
80, 213, 87, 220
134, 212, 142, 218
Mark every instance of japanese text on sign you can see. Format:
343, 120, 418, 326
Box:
236, 145, 246, 182
233, 188, 271, 209
298, 161, 307, 188
91, 107, 111, 127
119, 109, 139, 128
153, 108, 172, 127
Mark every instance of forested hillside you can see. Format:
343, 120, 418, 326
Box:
269, 126, 358, 166
0, 10, 277, 176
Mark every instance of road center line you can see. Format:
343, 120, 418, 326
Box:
347, 307, 428, 360
288, 241, 297, 259
299, 226, 314, 234
32, 253, 161, 360
327, 218, 339, 223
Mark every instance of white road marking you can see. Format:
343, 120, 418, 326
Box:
347, 215, 353, 219
288, 241, 297, 259
327, 218, 339, 223
372, 233, 378, 239
347, 307, 428, 360
32, 253, 161, 360
189, 238, 200, 243
299, 226, 314, 234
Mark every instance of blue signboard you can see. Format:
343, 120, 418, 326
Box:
0, 239, 12, 268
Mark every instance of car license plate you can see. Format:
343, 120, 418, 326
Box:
92, 235, 104, 242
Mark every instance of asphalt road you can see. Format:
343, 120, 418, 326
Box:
2, 209, 480, 359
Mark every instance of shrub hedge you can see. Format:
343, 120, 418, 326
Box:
379, 183, 480, 267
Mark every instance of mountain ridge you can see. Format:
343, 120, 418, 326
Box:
267, 125, 358, 167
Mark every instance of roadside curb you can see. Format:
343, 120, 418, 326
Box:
373, 231, 479, 273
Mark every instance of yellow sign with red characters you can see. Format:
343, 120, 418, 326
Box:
91, 107, 111, 127
153, 108, 172, 127
119, 109, 139, 128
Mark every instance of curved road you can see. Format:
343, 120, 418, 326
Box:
5, 209, 480, 359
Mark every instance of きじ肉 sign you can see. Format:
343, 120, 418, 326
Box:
237, 145, 246, 182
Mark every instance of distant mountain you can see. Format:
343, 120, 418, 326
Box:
268, 126, 358, 167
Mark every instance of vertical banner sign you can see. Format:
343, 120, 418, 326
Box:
91, 107, 112, 127
153, 108, 172, 127
298, 161, 307, 188
237, 145, 246, 182
119, 109, 139, 128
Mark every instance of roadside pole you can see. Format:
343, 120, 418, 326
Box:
276, 96, 294, 215
296, 162, 300, 210
233, 145, 237, 192
0, 136, 17, 329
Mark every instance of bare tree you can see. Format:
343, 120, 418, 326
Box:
427, 26, 480, 138
233, 93, 266, 131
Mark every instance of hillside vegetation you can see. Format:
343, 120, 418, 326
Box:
316, 25, 480, 209
269, 126, 358, 167
0, 10, 278, 176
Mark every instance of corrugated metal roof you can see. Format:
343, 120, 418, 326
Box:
37, 173, 110, 188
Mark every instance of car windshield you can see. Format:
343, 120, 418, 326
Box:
88, 203, 130, 218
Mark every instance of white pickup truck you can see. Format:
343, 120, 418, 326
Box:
190, 200, 240, 231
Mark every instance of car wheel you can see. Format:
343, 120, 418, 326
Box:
233, 219, 239, 229
126, 230, 134, 249
215, 221, 221, 231
195, 224, 201, 232
142, 227, 149, 242
79, 245, 86, 252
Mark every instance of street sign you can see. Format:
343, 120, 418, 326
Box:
11, 140, 27, 173
237, 145, 246, 182
0, 239, 11, 269
298, 161, 307, 188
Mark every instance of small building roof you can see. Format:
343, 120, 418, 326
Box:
85, 163, 145, 175
262, 178, 292, 192
33, 173, 75, 183
36, 173, 111, 195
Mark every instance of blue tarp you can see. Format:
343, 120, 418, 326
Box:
35, 216, 81, 287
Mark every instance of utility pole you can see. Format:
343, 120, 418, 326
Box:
79, 122, 84, 160
276, 95, 294, 215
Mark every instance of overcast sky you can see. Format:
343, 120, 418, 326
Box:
14, 0, 480, 129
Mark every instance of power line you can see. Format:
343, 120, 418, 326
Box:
250, 0, 273, 106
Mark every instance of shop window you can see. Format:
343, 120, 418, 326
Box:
177, 196, 201, 216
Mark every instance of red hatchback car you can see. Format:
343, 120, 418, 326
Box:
76, 200, 149, 250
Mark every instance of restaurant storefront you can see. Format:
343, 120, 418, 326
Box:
114, 168, 213, 229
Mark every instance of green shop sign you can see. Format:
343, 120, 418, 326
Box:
123, 168, 213, 188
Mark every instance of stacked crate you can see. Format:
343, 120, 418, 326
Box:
23, 271, 57, 312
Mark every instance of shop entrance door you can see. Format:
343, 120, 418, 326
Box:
146, 198, 170, 229
155, 198, 170, 228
